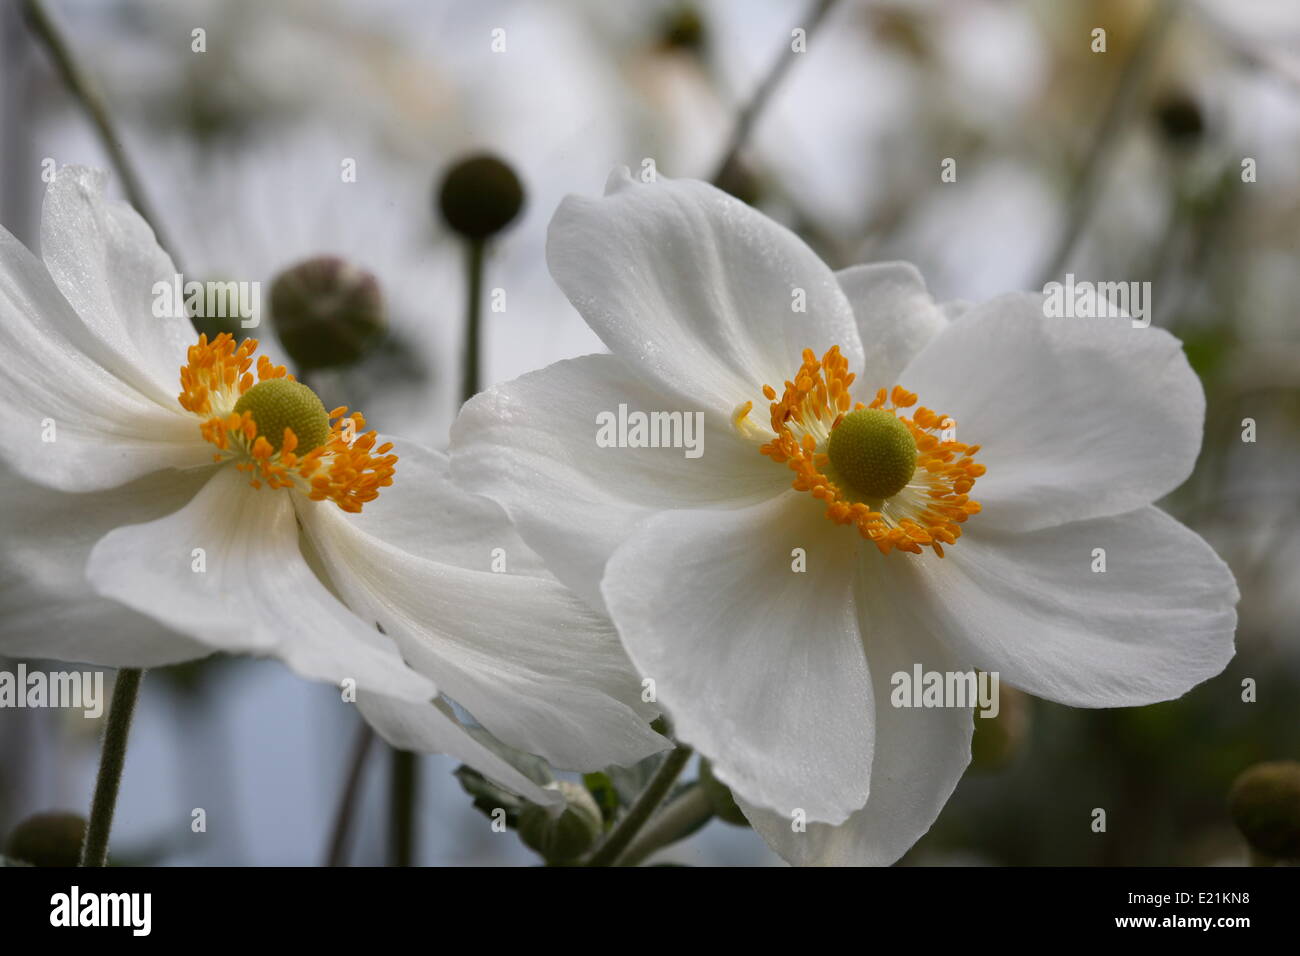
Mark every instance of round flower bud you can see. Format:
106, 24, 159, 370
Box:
699, 757, 749, 827
1152, 90, 1205, 150
437, 154, 525, 240
1228, 760, 1300, 861
518, 781, 603, 864
5, 811, 86, 867
659, 4, 706, 52
269, 256, 385, 372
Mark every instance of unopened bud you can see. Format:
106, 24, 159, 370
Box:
5, 811, 86, 867
437, 154, 525, 240
269, 256, 385, 372
1228, 760, 1300, 861
518, 781, 603, 864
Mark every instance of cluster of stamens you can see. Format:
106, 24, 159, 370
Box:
178, 333, 396, 513
738, 346, 985, 557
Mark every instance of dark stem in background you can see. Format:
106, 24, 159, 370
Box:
461, 239, 486, 402
79, 668, 144, 867
1036, 0, 1178, 286
585, 743, 694, 867
388, 748, 417, 866
21, 0, 175, 255
324, 719, 375, 866
711, 0, 839, 186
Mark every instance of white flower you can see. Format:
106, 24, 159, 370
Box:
0, 167, 665, 800
449, 170, 1240, 865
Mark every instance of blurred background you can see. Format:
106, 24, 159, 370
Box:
0, 0, 1297, 865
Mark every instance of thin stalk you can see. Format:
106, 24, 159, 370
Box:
1036, 0, 1178, 285
585, 743, 693, 867
22, 0, 175, 253
323, 721, 374, 866
711, 0, 839, 186
617, 783, 714, 867
79, 668, 144, 867
461, 238, 486, 402
388, 748, 417, 866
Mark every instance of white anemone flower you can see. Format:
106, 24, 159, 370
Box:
0, 167, 666, 801
450, 170, 1240, 865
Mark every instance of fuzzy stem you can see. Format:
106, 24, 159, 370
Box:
79, 668, 144, 867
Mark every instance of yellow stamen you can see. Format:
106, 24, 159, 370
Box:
754, 345, 984, 557
177, 333, 397, 512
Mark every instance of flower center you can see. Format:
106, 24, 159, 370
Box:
737, 346, 985, 557
177, 333, 397, 513
825, 408, 917, 500
232, 379, 331, 453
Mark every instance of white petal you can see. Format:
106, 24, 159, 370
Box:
741, 578, 972, 865
452, 353, 785, 611
837, 262, 948, 389
900, 292, 1205, 531
301, 441, 669, 771
0, 222, 209, 491
85, 467, 435, 701
0, 464, 213, 666
547, 169, 863, 411
880, 506, 1238, 707
601, 492, 874, 824
41, 167, 199, 405
357, 695, 562, 808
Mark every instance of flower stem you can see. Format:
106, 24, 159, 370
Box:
585, 743, 694, 867
388, 748, 418, 866
79, 668, 144, 867
1036, 0, 1178, 285
711, 0, 840, 186
462, 238, 486, 402
617, 782, 714, 867
21, 0, 175, 254
323, 720, 374, 866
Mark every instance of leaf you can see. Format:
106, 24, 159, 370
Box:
454, 766, 528, 829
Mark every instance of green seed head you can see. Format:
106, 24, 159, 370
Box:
826, 408, 917, 501
232, 378, 331, 453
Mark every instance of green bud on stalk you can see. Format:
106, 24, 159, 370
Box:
518, 781, 604, 865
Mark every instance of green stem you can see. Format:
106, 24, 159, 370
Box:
388, 748, 417, 866
79, 668, 144, 867
585, 743, 693, 867
617, 783, 714, 867
462, 238, 486, 403
21, 0, 175, 255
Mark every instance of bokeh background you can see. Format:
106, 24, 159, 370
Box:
1, 0, 1297, 865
